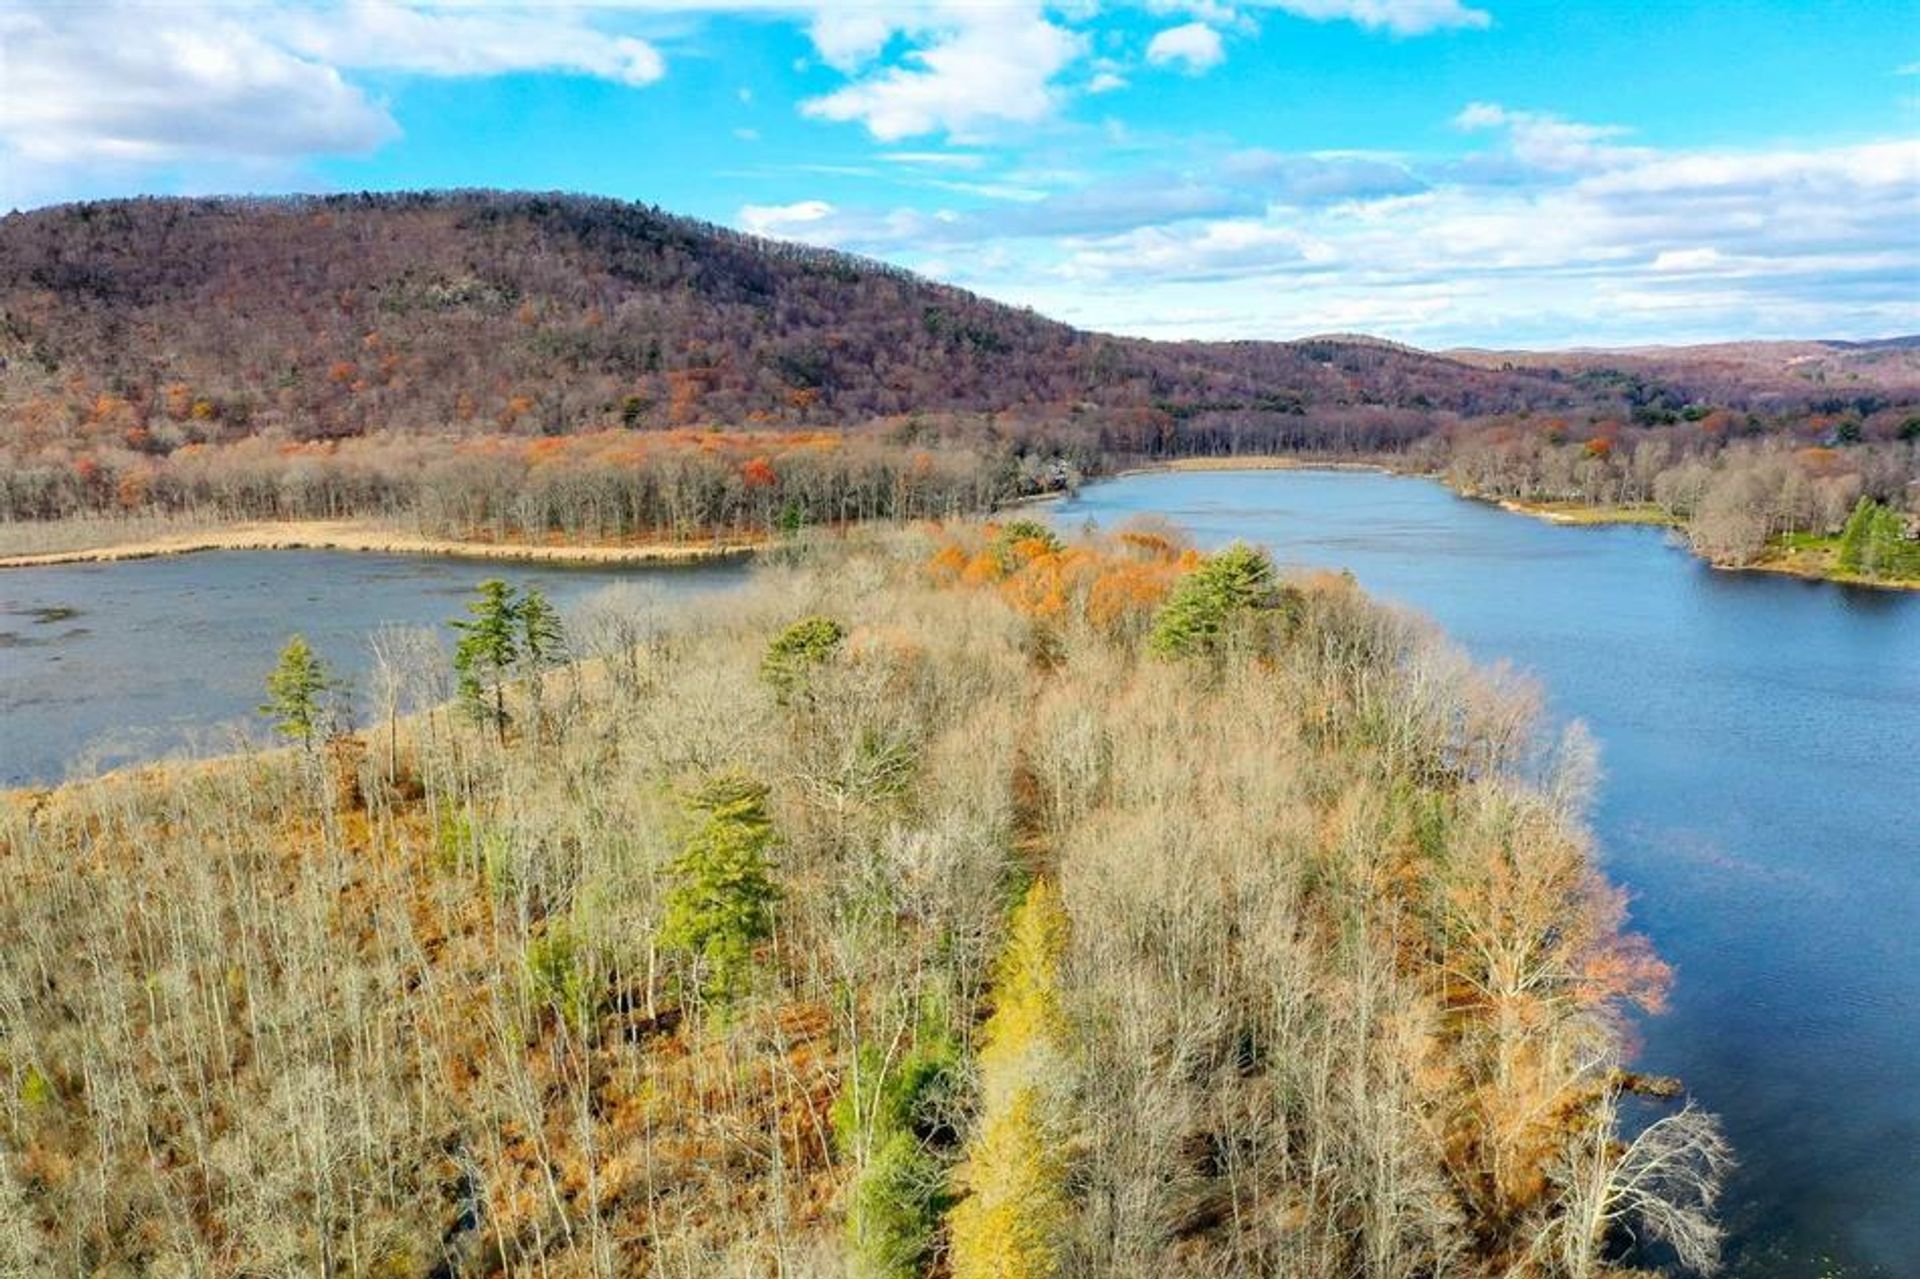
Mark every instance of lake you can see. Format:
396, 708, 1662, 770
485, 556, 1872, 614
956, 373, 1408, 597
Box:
1053, 469, 1920, 1279
0, 550, 749, 786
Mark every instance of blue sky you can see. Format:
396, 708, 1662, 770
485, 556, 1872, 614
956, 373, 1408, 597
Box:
4, 1, 1917, 347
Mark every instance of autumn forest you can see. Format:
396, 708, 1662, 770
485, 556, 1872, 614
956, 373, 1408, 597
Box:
3, 193, 1916, 583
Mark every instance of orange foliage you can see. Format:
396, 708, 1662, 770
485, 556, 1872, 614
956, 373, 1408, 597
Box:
927, 544, 969, 583
115, 471, 148, 510
1086, 560, 1180, 630
1795, 446, 1845, 476
927, 524, 1191, 632
740, 456, 778, 489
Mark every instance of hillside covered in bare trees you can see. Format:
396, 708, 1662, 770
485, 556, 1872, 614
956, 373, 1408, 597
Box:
2, 192, 1916, 584
0, 192, 1574, 447
0, 522, 1728, 1277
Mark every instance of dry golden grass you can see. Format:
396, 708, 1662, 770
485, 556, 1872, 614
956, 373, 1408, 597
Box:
0, 517, 764, 569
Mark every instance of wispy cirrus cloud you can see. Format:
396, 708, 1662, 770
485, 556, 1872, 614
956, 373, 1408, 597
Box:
738, 104, 1920, 346
1216, 0, 1490, 36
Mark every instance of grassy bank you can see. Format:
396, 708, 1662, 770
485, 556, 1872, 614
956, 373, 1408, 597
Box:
0, 517, 764, 569
1486, 495, 1920, 590
1492, 497, 1679, 527
1438, 480, 1918, 591
1752, 532, 1920, 590
0, 521, 1727, 1277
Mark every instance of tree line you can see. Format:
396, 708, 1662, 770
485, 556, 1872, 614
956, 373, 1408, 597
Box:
1440, 414, 1920, 576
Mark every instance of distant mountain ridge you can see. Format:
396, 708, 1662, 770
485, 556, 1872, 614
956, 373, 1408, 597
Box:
1447, 336, 1920, 404
0, 191, 1909, 460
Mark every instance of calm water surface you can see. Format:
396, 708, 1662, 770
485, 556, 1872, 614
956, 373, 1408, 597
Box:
1055, 470, 1920, 1279
0, 550, 747, 785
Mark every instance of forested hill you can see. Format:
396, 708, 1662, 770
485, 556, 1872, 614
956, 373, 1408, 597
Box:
0, 191, 1574, 455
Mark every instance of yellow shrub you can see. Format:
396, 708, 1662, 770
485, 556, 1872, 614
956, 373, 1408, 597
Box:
949, 880, 1071, 1279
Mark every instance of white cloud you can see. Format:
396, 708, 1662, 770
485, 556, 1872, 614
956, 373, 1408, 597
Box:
0, 0, 678, 203
1, 0, 1501, 205
0, 3, 394, 167
1146, 22, 1226, 73
800, 7, 1084, 141
880, 151, 991, 170
806, 9, 900, 71
1454, 101, 1637, 172
1242, 0, 1491, 36
738, 198, 837, 236
1652, 248, 1723, 271
751, 110, 1920, 347
279, 3, 665, 85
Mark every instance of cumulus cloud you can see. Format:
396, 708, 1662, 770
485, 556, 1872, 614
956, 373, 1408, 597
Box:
0, 3, 394, 166
1146, 22, 1226, 73
1, 0, 1498, 203
279, 3, 666, 85
800, 6, 1084, 141
0, 0, 676, 203
1046, 132, 1919, 341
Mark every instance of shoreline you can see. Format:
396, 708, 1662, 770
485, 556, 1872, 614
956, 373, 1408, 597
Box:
1086, 459, 1920, 593
0, 520, 766, 570
1478, 493, 1920, 592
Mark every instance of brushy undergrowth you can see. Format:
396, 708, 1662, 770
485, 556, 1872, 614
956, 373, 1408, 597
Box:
0, 520, 1726, 1278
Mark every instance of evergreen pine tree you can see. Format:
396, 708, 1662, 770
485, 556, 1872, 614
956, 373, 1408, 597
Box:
260, 634, 336, 750
517, 587, 565, 669
452, 579, 521, 739
1836, 497, 1874, 572
1148, 542, 1286, 658
660, 773, 780, 1004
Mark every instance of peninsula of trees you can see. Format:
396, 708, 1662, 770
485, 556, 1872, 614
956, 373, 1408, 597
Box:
0, 521, 1728, 1276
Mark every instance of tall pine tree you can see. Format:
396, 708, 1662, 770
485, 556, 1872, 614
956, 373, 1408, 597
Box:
260, 635, 337, 750
452, 580, 521, 739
